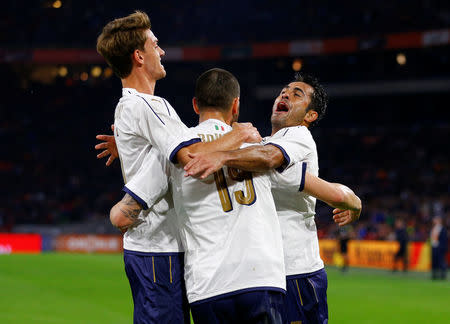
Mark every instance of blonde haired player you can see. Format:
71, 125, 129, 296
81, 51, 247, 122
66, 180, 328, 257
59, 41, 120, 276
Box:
96, 12, 261, 324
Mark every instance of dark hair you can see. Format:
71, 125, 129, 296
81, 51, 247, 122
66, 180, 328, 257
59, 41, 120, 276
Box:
195, 68, 240, 112
96, 11, 151, 78
293, 73, 328, 128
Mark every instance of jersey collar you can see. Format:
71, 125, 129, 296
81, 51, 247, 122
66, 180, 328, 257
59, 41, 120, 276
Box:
122, 88, 139, 96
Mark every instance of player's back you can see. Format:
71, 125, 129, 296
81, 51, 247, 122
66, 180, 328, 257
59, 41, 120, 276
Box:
170, 119, 286, 304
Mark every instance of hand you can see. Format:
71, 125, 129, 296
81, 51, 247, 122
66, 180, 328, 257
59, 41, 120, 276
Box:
333, 208, 361, 227
184, 151, 226, 179
231, 122, 262, 143
95, 124, 118, 166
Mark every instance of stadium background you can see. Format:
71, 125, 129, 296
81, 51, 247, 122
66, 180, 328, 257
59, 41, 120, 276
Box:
0, 1, 449, 323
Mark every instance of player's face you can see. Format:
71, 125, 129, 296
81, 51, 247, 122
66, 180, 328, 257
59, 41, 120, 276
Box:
271, 81, 314, 129
142, 29, 166, 80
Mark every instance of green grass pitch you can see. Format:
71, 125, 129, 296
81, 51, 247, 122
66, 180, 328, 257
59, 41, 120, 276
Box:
0, 253, 448, 323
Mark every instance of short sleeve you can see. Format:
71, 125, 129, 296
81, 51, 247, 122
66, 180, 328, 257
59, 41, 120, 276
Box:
123, 148, 169, 210
265, 126, 314, 172
134, 96, 201, 162
270, 161, 307, 192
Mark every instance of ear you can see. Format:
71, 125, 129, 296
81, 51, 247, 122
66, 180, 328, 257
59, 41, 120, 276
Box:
231, 97, 240, 115
192, 97, 200, 115
304, 110, 318, 124
132, 49, 144, 65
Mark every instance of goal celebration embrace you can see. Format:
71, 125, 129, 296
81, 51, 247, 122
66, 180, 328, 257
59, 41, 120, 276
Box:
95, 10, 361, 324
2, 2, 448, 324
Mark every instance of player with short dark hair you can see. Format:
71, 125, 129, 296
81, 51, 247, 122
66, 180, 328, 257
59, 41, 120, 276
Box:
102, 70, 361, 324
184, 73, 361, 324
195, 68, 240, 113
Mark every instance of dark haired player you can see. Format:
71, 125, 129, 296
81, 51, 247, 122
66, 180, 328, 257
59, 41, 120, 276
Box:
184, 73, 360, 324
97, 72, 361, 323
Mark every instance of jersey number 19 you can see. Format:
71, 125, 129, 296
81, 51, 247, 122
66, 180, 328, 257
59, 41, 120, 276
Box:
214, 168, 256, 212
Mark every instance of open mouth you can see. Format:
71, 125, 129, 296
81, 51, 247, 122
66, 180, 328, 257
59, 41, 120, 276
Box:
276, 101, 289, 112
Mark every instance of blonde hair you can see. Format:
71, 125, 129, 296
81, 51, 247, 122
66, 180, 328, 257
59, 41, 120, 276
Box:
96, 11, 151, 78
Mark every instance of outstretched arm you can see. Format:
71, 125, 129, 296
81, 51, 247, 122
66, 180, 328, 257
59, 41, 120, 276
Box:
303, 173, 362, 226
110, 194, 144, 233
184, 143, 362, 225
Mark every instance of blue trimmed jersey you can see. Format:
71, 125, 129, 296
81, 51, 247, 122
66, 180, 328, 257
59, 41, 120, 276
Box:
264, 126, 324, 275
126, 119, 288, 304
170, 119, 286, 304
114, 88, 199, 253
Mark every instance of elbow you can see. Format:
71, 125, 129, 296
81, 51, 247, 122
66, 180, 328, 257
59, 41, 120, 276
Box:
265, 147, 284, 169
331, 185, 362, 211
330, 189, 346, 207
110, 203, 128, 228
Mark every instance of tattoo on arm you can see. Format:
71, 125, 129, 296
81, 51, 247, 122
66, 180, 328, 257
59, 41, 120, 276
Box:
119, 194, 143, 221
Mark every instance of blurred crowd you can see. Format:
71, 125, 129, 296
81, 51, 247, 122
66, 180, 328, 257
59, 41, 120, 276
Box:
1, 56, 448, 242
1, 0, 449, 48
0, 0, 448, 240
314, 126, 450, 242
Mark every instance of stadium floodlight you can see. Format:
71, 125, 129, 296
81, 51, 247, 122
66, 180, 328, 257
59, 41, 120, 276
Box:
91, 66, 102, 78
52, 0, 62, 9
396, 53, 406, 65
292, 58, 303, 71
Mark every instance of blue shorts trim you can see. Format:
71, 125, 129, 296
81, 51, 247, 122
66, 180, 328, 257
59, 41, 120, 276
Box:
191, 286, 286, 306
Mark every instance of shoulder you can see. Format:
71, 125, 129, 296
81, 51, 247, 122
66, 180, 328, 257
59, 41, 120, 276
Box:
272, 126, 315, 143
123, 94, 171, 116
286, 125, 312, 138
147, 95, 171, 107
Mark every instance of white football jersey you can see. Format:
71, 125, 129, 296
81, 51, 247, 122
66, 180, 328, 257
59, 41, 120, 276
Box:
170, 119, 286, 304
264, 126, 324, 275
114, 88, 199, 253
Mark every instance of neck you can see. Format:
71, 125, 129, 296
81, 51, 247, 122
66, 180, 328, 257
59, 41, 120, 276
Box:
198, 109, 232, 125
122, 70, 156, 95
271, 120, 283, 136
